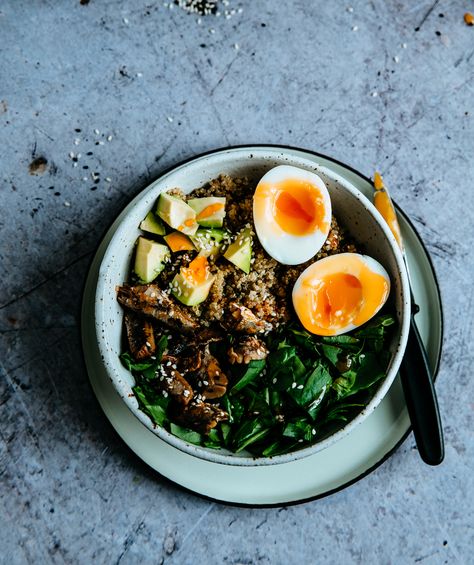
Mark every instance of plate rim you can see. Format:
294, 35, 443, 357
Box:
80, 144, 443, 507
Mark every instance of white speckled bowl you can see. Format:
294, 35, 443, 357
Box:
95, 146, 410, 466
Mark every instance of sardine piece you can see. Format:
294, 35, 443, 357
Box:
227, 336, 269, 365
197, 346, 228, 400
117, 284, 199, 334
124, 311, 156, 361
154, 364, 194, 407
225, 302, 273, 335
175, 400, 228, 434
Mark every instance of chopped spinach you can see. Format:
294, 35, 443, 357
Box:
123, 313, 396, 457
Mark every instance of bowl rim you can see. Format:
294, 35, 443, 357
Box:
94, 145, 411, 466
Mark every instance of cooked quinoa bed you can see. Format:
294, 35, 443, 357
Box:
161, 175, 357, 330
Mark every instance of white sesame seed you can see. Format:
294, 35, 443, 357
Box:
136, 72, 143, 77
107, 135, 113, 141
74, 139, 80, 145
98, 141, 105, 145
94, 129, 100, 135
64, 201, 71, 207
167, 116, 174, 123
69, 152, 75, 159
402, 43, 407, 49
352, 25, 358, 31
105, 177, 112, 183
393, 56, 399, 63
312, 429, 316, 435
162, 391, 168, 397
234, 43, 239, 50
297, 384, 304, 390
291, 382, 297, 389
123, 17, 129, 24
371, 91, 378, 97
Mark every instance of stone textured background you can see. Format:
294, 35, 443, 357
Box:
1, 0, 473, 563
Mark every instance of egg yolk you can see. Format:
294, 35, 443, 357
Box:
308, 273, 364, 329
256, 178, 328, 236
182, 256, 209, 285
294, 256, 390, 336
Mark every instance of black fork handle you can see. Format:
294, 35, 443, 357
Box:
399, 313, 444, 465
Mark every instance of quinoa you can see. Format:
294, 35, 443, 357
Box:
157, 175, 358, 330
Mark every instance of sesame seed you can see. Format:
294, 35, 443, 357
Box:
393, 56, 399, 63
167, 116, 174, 123
291, 382, 297, 389
107, 135, 113, 141
94, 129, 100, 135
297, 384, 304, 390
352, 25, 358, 31
123, 17, 129, 24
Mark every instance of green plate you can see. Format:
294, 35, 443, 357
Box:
81, 146, 442, 506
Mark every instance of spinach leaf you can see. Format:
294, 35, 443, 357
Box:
321, 344, 342, 367
324, 401, 366, 423
348, 352, 386, 395
282, 420, 315, 442
203, 428, 221, 449
170, 423, 202, 445
232, 419, 272, 453
133, 385, 169, 426
332, 371, 357, 399
289, 327, 320, 354
321, 335, 361, 351
220, 422, 232, 446
288, 361, 332, 411
231, 359, 266, 392
120, 352, 152, 373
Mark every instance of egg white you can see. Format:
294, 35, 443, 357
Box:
253, 165, 332, 265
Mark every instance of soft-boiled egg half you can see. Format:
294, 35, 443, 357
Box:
292, 253, 390, 336
253, 165, 332, 265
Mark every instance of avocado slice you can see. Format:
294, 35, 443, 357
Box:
223, 227, 253, 274
134, 237, 170, 283
156, 192, 198, 235
171, 256, 216, 306
188, 197, 226, 228
190, 228, 230, 258
139, 211, 166, 235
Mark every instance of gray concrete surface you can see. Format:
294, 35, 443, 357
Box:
1, 0, 473, 563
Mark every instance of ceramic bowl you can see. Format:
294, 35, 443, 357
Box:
95, 146, 411, 466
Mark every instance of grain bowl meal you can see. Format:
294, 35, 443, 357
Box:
116, 165, 395, 457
